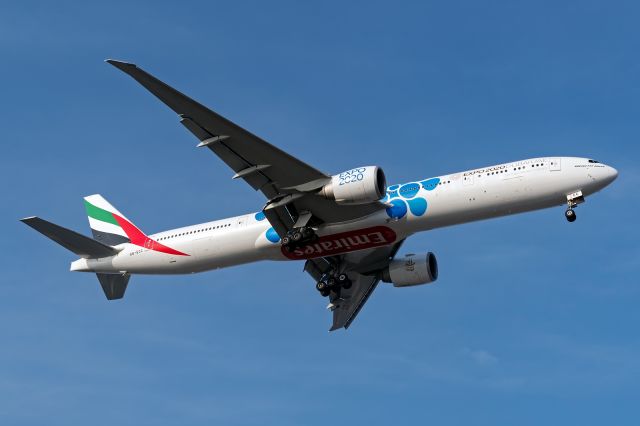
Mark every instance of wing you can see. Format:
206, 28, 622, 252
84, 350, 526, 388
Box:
304, 240, 404, 331
107, 60, 383, 235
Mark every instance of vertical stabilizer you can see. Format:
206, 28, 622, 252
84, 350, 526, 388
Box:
84, 194, 144, 246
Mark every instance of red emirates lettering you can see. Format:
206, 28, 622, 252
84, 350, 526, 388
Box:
281, 226, 397, 260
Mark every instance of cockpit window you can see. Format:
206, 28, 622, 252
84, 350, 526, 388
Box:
588, 159, 600, 163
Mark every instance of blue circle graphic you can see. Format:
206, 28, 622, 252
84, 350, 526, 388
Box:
385, 199, 408, 219
408, 197, 427, 216
420, 178, 440, 191
265, 227, 280, 243
255, 211, 266, 221
399, 183, 420, 199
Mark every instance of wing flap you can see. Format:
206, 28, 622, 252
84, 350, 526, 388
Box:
330, 275, 380, 331
179, 116, 214, 142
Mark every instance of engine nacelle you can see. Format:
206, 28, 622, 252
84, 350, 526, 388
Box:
381, 252, 438, 287
321, 166, 386, 205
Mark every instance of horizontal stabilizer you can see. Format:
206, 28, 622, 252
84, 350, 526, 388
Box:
96, 273, 130, 300
21, 217, 119, 258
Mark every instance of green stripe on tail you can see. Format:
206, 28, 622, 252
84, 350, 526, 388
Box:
84, 200, 120, 226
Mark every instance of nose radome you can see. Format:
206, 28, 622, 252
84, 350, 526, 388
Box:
602, 165, 618, 185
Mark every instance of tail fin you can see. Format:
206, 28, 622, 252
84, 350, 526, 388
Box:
21, 217, 119, 258
84, 194, 147, 246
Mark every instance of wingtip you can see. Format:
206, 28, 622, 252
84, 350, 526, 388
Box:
105, 59, 137, 70
20, 216, 37, 223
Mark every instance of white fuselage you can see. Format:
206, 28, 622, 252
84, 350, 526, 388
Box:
71, 157, 618, 275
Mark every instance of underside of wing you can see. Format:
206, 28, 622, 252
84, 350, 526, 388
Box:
305, 240, 405, 331
107, 60, 384, 235
107, 59, 326, 200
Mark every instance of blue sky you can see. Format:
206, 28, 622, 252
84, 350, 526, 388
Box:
2, 1, 639, 424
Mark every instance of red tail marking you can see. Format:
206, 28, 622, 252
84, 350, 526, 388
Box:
113, 214, 189, 256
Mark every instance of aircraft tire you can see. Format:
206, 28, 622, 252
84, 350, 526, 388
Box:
337, 274, 352, 289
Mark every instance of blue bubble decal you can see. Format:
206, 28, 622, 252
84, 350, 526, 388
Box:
385, 199, 407, 219
265, 227, 280, 243
407, 197, 427, 216
420, 178, 440, 191
399, 183, 420, 199
385, 177, 438, 218
255, 211, 266, 221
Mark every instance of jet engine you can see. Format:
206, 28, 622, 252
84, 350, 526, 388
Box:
381, 252, 438, 287
321, 166, 386, 205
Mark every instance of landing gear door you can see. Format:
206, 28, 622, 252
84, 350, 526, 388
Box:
550, 158, 561, 171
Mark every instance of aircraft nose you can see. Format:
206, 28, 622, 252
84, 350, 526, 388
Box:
603, 165, 619, 185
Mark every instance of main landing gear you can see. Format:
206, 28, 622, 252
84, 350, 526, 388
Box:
316, 273, 352, 297
281, 226, 317, 251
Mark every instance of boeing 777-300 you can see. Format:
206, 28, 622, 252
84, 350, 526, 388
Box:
22, 60, 618, 330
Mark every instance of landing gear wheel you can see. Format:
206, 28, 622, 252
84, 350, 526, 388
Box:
316, 281, 331, 297
336, 273, 352, 289
565, 209, 577, 223
292, 231, 303, 242
302, 227, 314, 239
282, 236, 291, 245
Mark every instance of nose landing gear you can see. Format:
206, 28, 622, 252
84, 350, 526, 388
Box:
565, 190, 584, 223
565, 208, 577, 222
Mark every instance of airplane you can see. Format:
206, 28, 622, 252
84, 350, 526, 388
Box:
21, 60, 619, 331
